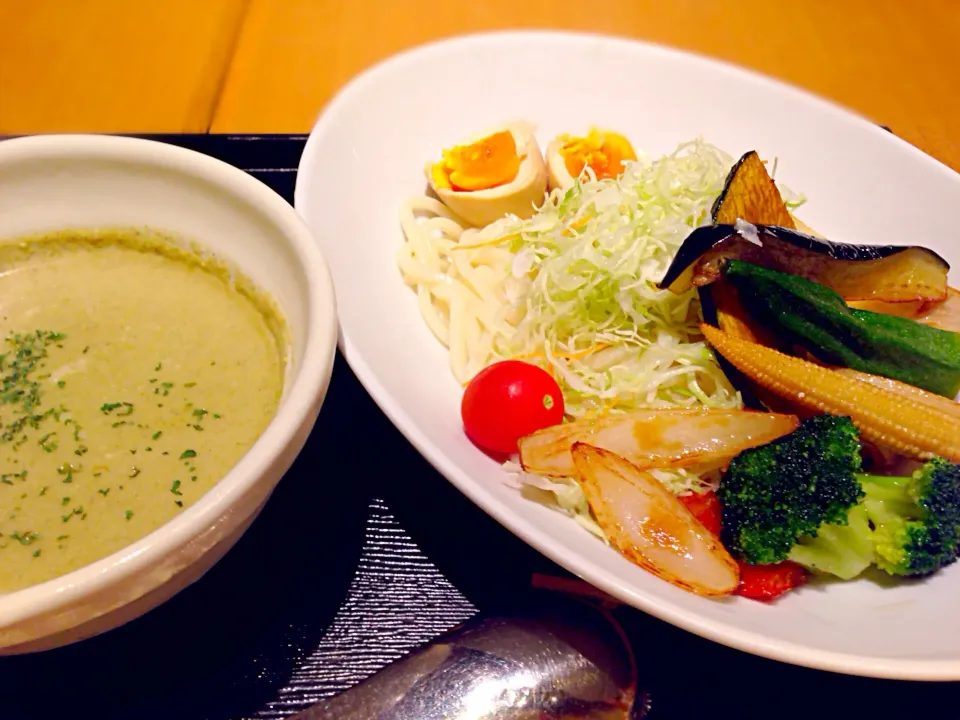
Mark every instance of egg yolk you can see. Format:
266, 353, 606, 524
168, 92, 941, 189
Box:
431, 130, 523, 192
558, 129, 637, 182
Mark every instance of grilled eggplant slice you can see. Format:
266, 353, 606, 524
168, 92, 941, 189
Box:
660, 223, 949, 304
711, 150, 796, 228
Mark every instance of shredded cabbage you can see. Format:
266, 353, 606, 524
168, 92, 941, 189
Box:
503, 461, 608, 540
477, 138, 744, 422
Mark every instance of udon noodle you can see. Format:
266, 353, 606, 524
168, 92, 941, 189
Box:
398, 196, 517, 384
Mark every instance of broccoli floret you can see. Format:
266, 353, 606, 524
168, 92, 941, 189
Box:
860, 457, 960, 577
787, 503, 877, 580
719, 414, 960, 581
719, 415, 873, 579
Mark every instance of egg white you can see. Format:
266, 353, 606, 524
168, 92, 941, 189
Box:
425, 120, 548, 228
545, 135, 581, 192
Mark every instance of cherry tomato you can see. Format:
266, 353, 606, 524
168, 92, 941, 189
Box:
461, 360, 565, 454
678, 490, 723, 538
734, 561, 808, 601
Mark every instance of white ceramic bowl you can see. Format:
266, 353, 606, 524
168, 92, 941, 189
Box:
0, 134, 338, 654
294, 31, 960, 680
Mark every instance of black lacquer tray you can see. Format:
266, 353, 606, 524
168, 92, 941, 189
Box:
0, 134, 954, 720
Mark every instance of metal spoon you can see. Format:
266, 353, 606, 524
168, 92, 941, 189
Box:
291, 594, 650, 719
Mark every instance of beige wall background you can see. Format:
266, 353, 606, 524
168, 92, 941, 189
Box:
2, 0, 959, 171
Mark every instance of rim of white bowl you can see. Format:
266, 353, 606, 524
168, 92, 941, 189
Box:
0, 134, 338, 629
294, 30, 960, 681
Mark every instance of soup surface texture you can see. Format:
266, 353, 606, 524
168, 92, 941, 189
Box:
0, 229, 286, 593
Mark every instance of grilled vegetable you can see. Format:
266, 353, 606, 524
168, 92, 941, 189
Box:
850, 287, 960, 333
701, 279, 777, 346
722, 259, 960, 398
705, 149, 793, 347
700, 324, 960, 462
912, 287, 960, 331
734, 561, 808, 600
659, 223, 949, 304
720, 415, 875, 579
570, 443, 740, 596
860, 457, 960, 578
518, 407, 799, 478
678, 490, 723, 538
719, 414, 960, 580
698, 150, 799, 410
699, 277, 799, 412
676, 491, 812, 601
711, 150, 796, 228
834, 368, 960, 421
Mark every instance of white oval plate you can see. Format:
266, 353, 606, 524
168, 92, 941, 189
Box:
294, 31, 960, 680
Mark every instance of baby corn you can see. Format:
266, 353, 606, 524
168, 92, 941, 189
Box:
700, 324, 960, 462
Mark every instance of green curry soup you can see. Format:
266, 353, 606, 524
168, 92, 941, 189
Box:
0, 228, 287, 593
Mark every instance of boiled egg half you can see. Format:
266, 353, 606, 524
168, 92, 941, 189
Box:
425, 121, 548, 227
545, 128, 637, 191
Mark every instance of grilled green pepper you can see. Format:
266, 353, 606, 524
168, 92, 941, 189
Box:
722, 260, 960, 398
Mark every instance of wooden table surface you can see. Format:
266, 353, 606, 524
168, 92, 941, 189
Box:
2, 0, 959, 171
